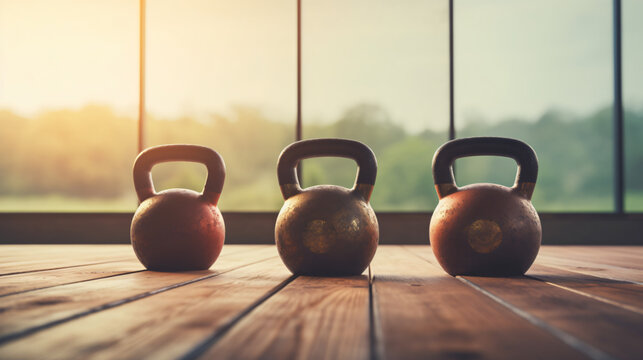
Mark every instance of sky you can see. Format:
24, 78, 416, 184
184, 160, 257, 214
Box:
0, 0, 641, 133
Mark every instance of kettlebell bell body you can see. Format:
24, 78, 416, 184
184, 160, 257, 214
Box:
131, 145, 226, 271
429, 137, 541, 276
275, 139, 379, 276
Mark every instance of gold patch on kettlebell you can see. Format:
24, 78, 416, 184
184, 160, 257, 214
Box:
466, 219, 502, 254
303, 219, 335, 254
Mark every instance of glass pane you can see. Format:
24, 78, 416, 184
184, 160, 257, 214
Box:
455, 0, 613, 212
0, 0, 138, 211
301, 0, 449, 211
145, 0, 296, 211
624, 0, 643, 212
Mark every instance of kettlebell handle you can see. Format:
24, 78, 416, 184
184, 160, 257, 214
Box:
277, 138, 377, 201
432, 137, 538, 199
133, 144, 226, 205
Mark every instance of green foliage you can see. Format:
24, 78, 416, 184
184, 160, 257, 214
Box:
0, 102, 642, 212
0, 105, 134, 199
458, 107, 615, 211
373, 135, 442, 210
146, 106, 292, 210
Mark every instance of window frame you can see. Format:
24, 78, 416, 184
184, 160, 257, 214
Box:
0, 0, 640, 245
136, 0, 628, 213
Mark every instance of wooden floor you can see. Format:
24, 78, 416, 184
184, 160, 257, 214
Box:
0, 245, 641, 360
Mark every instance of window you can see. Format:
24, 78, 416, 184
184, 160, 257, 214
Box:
145, 0, 295, 211
301, 0, 448, 211
0, 0, 138, 211
0, 0, 639, 215
624, 0, 643, 211
454, 0, 614, 212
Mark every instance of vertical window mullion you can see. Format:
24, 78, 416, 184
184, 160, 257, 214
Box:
297, 0, 302, 142
449, 0, 455, 141
614, 0, 624, 213
296, 0, 303, 182
138, 0, 146, 153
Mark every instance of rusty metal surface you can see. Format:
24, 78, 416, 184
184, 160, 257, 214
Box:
430, 137, 541, 276
130, 145, 226, 271
275, 139, 379, 276
429, 183, 541, 276
276, 185, 378, 276
131, 189, 225, 271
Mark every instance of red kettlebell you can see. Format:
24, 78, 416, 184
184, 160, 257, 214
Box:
130, 144, 226, 271
275, 138, 379, 276
429, 137, 541, 276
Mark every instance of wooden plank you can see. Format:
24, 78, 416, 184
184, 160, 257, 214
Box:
527, 263, 643, 313
0, 245, 131, 259
197, 274, 371, 360
0, 245, 263, 296
535, 254, 643, 284
0, 245, 257, 276
0, 256, 292, 360
0, 260, 144, 297
0, 244, 258, 258
539, 246, 643, 271
540, 246, 643, 258
411, 246, 643, 360
0, 245, 135, 275
586, 246, 643, 256
372, 246, 586, 360
0, 246, 275, 342
461, 274, 643, 360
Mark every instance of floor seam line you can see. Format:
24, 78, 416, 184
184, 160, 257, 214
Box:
0, 259, 132, 277
533, 261, 643, 286
524, 274, 643, 316
368, 265, 384, 360
0, 270, 146, 298
399, 246, 444, 271
0, 256, 277, 346
178, 274, 298, 360
457, 276, 616, 360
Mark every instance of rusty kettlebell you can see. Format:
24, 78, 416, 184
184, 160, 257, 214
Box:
429, 137, 541, 276
130, 144, 226, 271
275, 138, 379, 276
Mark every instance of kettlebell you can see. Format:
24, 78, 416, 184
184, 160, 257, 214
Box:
429, 137, 541, 276
130, 144, 226, 271
275, 138, 379, 276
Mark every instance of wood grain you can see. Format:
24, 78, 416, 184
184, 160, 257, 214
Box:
580, 246, 643, 256
0, 245, 135, 275
540, 245, 643, 258
461, 274, 643, 360
0, 260, 144, 297
198, 274, 371, 360
0, 245, 265, 296
0, 246, 275, 342
0, 245, 258, 276
539, 246, 643, 271
372, 246, 586, 360
535, 255, 643, 284
527, 263, 643, 313
0, 245, 132, 259
0, 256, 291, 360
409, 245, 643, 360
0, 245, 641, 360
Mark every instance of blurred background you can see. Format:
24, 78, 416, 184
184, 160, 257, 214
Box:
0, 0, 641, 213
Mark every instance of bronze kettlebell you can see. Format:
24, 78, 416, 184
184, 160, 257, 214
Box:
275, 138, 379, 276
429, 137, 541, 276
130, 144, 226, 271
